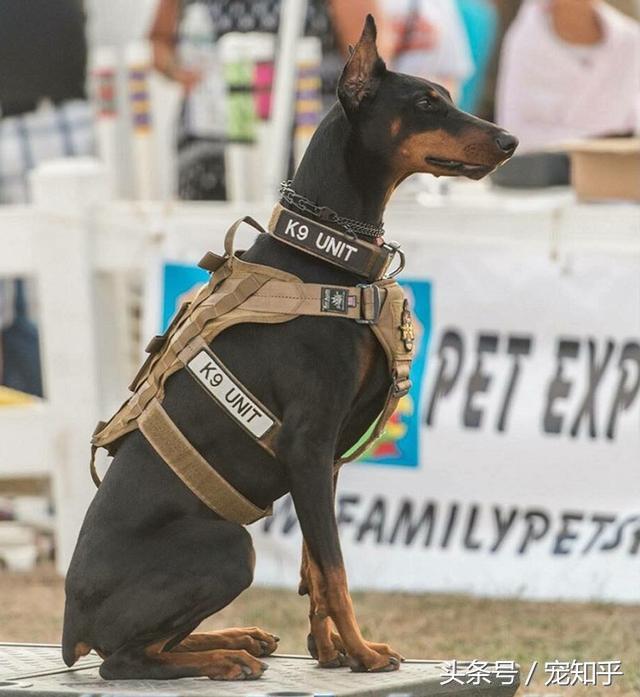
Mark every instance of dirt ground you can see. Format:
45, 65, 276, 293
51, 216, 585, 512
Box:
1, 565, 638, 696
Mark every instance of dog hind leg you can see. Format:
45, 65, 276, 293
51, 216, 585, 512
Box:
171, 628, 279, 657
67, 517, 260, 679
100, 640, 268, 681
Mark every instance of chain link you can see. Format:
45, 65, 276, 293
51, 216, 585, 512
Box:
279, 180, 385, 240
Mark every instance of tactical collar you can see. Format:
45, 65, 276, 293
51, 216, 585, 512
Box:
268, 203, 404, 282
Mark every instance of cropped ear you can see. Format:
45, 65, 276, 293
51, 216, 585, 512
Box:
338, 15, 386, 115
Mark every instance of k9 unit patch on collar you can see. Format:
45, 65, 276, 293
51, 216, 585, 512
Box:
187, 349, 275, 439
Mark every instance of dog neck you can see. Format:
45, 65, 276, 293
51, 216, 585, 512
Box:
243, 103, 393, 283
291, 103, 393, 232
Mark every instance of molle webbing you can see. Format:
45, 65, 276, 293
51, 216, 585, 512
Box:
91, 216, 415, 526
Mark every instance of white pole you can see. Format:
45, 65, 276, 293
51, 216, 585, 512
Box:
264, 0, 308, 199
125, 42, 155, 200
248, 32, 276, 201
90, 46, 119, 196
220, 33, 257, 202
294, 36, 322, 169
30, 158, 111, 574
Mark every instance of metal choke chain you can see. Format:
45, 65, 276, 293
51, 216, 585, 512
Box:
279, 180, 385, 240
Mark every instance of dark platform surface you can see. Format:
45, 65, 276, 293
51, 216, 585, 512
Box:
0, 643, 519, 697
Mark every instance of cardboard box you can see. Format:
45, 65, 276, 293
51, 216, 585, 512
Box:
569, 138, 640, 202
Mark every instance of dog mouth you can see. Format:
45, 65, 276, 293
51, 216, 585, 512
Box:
424, 156, 492, 176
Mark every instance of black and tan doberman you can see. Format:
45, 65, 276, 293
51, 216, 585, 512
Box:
62, 16, 517, 681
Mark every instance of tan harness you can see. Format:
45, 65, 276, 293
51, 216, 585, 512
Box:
91, 210, 415, 525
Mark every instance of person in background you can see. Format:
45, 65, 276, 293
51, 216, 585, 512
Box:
0, 0, 95, 397
382, 0, 473, 101
0, 0, 94, 204
496, 0, 640, 153
150, 0, 394, 98
149, 0, 392, 199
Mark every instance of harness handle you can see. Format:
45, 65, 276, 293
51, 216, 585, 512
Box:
224, 216, 266, 258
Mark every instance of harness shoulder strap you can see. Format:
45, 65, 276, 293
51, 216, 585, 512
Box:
337, 280, 415, 467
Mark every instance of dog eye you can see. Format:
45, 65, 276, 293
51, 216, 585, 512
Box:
416, 97, 436, 112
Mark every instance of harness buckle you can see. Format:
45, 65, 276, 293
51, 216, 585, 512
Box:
393, 377, 412, 397
392, 368, 412, 397
356, 283, 382, 324
383, 240, 406, 279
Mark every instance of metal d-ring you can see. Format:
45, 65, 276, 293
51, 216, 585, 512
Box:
384, 241, 406, 278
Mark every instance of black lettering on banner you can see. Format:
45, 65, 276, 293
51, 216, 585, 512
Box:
629, 525, 640, 555
518, 510, 550, 554
464, 334, 498, 429
491, 506, 518, 553
553, 512, 584, 555
600, 515, 640, 552
337, 494, 360, 529
356, 498, 386, 543
606, 341, 640, 440
463, 504, 482, 550
426, 329, 464, 426
388, 499, 436, 546
543, 339, 580, 434
497, 336, 533, 432
440, 502, 459, 548
570, 339, 615, 438
262, 495, 298, 535
260, 495, 640, 558
582, 514, 616, 553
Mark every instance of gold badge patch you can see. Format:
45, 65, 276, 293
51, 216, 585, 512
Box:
400, 299, 415, 353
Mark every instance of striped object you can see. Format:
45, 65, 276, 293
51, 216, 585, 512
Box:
92, 69, 117, 119
220, 34, 257, 144
294, 37, 322, 165
127, 66, 151, 133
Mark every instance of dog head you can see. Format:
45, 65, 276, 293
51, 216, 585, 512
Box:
338, 15, 518, 181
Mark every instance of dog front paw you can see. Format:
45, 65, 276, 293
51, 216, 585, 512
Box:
307, 632, 349, 668
346, 641, 404, 673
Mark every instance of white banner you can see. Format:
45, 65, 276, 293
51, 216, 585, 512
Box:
250, 240, 640, 602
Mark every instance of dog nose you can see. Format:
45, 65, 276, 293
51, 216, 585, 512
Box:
495, 132, 518, 154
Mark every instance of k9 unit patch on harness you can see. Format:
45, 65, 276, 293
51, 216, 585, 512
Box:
187, 349, 276, 439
